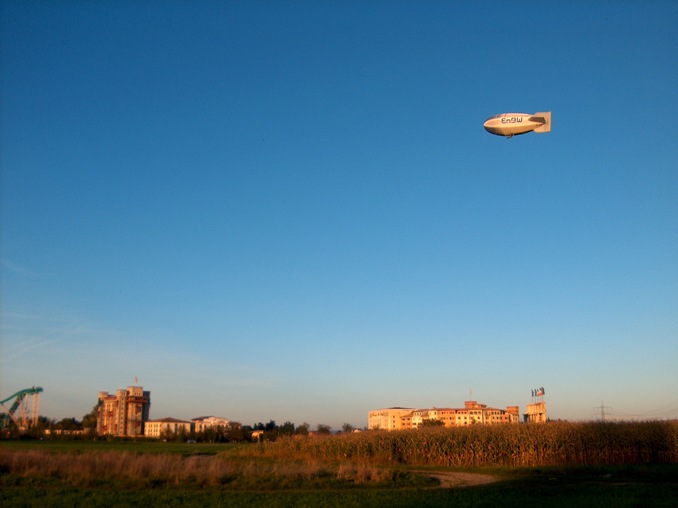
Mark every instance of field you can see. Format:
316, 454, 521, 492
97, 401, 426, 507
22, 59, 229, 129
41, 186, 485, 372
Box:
1, 421, 677, 507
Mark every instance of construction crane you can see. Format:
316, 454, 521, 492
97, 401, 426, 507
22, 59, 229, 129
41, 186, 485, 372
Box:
0, 386, 43, 430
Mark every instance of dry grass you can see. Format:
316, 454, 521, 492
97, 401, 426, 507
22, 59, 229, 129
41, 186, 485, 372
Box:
0, 448, 390, 488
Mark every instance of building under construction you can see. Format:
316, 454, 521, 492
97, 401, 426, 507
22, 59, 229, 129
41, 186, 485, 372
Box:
523, 387, 548, 423
524, 401, 548, 423
96, 386, 151, 437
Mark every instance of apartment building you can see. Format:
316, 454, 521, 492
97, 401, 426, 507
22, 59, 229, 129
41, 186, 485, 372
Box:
97, 386, 151, 437
368, 400, 520, 430
367, 407, 414, 430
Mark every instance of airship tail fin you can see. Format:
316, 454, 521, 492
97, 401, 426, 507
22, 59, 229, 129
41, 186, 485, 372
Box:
532, 112, 551, 133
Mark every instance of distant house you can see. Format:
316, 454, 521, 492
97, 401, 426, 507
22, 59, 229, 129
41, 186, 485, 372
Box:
45, 429, 85, 436
144, 417, 192, 437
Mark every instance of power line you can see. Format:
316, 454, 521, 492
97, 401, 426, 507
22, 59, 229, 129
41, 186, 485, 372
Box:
594, 399, 678, 419
593, 401, 611, 422
606, 399, 678, 419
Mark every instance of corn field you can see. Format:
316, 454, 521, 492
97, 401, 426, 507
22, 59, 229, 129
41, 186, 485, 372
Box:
250, 421, 678, 467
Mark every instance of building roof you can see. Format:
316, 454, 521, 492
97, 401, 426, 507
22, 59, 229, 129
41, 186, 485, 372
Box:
147, 417, 191, 423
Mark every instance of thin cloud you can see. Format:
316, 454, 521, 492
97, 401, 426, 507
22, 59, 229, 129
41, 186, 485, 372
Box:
0, 258, 42, 278
0, 337, 59, 364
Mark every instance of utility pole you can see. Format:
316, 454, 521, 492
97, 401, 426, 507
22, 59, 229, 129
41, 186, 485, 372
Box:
593, 401, 611, 421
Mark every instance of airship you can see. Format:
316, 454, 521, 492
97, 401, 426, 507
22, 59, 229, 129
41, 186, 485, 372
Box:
484, 112, 551, 138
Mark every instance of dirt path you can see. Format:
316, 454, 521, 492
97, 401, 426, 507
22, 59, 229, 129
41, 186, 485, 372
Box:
413, 470, 499, 488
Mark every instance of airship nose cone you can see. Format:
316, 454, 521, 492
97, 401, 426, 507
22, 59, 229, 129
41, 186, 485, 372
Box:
483, 121, 500, 135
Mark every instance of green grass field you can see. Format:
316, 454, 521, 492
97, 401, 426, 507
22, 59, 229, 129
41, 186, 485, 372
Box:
0, 438, 240, 455
3, 463, 677, 507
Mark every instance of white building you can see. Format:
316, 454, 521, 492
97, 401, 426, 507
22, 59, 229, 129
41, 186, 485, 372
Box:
367, 407, 414, 430
191, 416, 229, 433
144, 417, 192, 438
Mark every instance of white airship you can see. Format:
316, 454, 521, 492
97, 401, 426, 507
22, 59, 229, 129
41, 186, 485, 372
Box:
484, 112, 551, 138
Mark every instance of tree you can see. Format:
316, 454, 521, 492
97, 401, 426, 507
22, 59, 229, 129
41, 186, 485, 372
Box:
200, 426, 215, 443
279, 421, 295, 436
226, 421, 245, 442
82, 404, 99, 436
342, 423, 355, 433
295, 422, 310, 436
421, 419, 445, 427
56, 417, 82, 431
316, 424, 332, 435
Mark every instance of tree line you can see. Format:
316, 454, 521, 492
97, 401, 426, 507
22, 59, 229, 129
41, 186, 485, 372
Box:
1, 404, 359, 442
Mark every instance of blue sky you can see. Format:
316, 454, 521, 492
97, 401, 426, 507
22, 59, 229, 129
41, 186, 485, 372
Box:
2, 1, 677, 429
